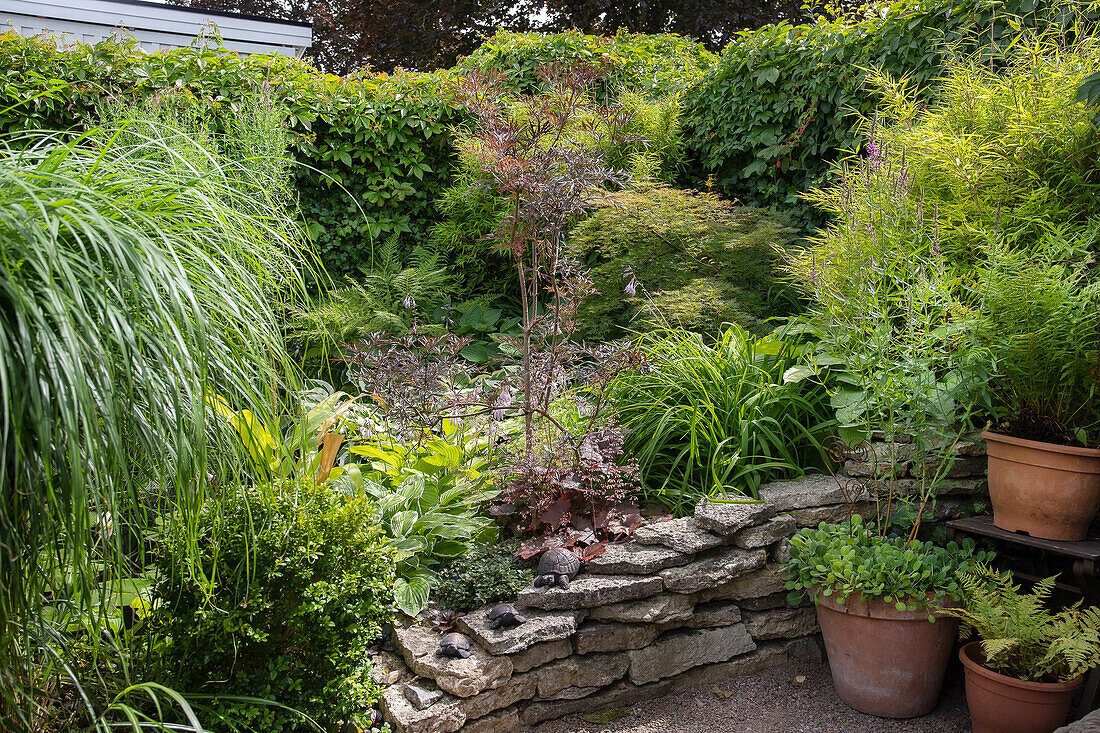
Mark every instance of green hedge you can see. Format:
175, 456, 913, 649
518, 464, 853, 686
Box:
0, 30, 714, 278
681, 0, 1053, 227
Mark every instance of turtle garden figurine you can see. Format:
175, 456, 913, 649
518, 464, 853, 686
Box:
534, 547, 581, 589
437, 632, 472, 659
486, 603, 528, 630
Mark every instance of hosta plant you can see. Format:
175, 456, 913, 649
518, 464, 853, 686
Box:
783, 515, 990, 614
943, 564, 1100, 682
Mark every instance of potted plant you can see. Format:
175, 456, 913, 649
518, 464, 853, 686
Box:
941, 564, 1100, 733
783, 514, 987, 718
970, 246, 1100, 541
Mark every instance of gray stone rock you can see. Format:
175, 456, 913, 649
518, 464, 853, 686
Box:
589, 591, 696, 624
694, 497, 775, 537
393, 624, 512, 698
586, 542, 693, 575
520, 679, 675, 726
699, 564, 786, 602
732, 514, 798, 549
458, 673, 537, 721
534, 651, 630, 698
659, 547, 766, 594
743, 607, 819, 640
517, 574, 662, 610
789, 501, 877, 528
633, 517, 724, 554
739, 591, 799, 611
540, 684, 601, 701
380, 685, 465, 733
462, 707, 523, 733
455, 607, 579, 655
786, 635, 824, 664
844, 458, 909, 479
665, 642, 788, 693
574, 621, 660, 654
510, 638, 573, 674
917, 454, 988, 479
685, 600, 742, 628
402, 682, 443, 710
758, 474, 856, 511
627, 624, 757, 685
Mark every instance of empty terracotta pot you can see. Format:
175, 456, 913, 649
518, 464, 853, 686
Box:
983, 430, 1100, 541
816, 593, 958, 718
960, 641, 1082, 733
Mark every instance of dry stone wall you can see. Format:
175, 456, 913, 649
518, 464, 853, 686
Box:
377, 446, 991, 733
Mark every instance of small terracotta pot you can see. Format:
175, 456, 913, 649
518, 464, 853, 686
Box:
959, 641, 1082, 733
815, 593, 958, 718
983, 430, 1100, 541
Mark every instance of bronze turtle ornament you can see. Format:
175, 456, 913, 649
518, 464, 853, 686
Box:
533, 547, 581, 589
486, 603, 528, 629
437, 632, 472, 659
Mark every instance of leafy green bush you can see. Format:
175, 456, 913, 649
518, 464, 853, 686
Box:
151, 479, 394, 732
571, 183, 799, 341
458, 29, 716, 94
783, 515, 989, 611
609, 326, 834, 514
681, 0, 1066, 227
433, 539, 534, 612
943, 563, 1100, 682
786, 32, 1100, 440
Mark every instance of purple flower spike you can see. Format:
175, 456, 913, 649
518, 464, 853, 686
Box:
624, 278, 638, 296
403, 294, 416, 309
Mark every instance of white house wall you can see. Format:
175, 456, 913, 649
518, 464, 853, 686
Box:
0, 0, 312, 56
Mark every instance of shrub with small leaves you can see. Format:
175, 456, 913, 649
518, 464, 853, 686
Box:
151, 479, 395, 733
433, 539, 534, 612
782, 515, 990, 613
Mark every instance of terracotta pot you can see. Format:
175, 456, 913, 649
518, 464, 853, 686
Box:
815, 593, 958, 718
983, 430, 1100, 541
959, 641, 1082, 733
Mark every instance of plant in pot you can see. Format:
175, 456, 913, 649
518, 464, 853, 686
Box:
968, 243, 1100, 541
941, 563, 1100, 733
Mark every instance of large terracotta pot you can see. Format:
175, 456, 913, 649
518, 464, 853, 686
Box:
983, 430, 1100, 541
960, 641, 1082, 733
815, 593, 958, 718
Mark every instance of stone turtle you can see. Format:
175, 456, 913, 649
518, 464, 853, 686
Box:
534, 547, 582, 590
436, 632, 472, 659
486, 603, 528, 630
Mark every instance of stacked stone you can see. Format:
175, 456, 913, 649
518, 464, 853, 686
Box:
840, 434, 988, 522
380, 478, 846, 733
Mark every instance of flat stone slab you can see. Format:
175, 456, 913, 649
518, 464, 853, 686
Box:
574, 621, 660, 654
666, 642, 788, 693
517, 574, 662, 610
588, 591, 696, 624
699, 563, 786, 602
744, 607, 819, 640
393, 623, 512, 698
685, 600, 742, 628
586, 542, 693, 575
510, 638, 573, 674
633, 517, 724, 554
455, 606, 579, 655
694, 497, 775, 536
627, 623, 757, 685
381, 685, 465, 733
532, 651, 630, 698
732, 514, 797, 549
758, 474, 855, 511
520, 678, 675, 726
659, 547, 766, 594
403, 682, 443, 710
789, 501, 876, 528
463, 707, 521, 733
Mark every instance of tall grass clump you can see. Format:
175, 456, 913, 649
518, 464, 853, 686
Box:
0, 94, 309, 731
609, 326, 835, 514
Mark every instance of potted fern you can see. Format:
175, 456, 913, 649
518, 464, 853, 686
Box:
971, 246, 1100, 541
942, 564, 1100, 733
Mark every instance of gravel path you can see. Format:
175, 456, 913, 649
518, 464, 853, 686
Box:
533, 659, 971, 733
